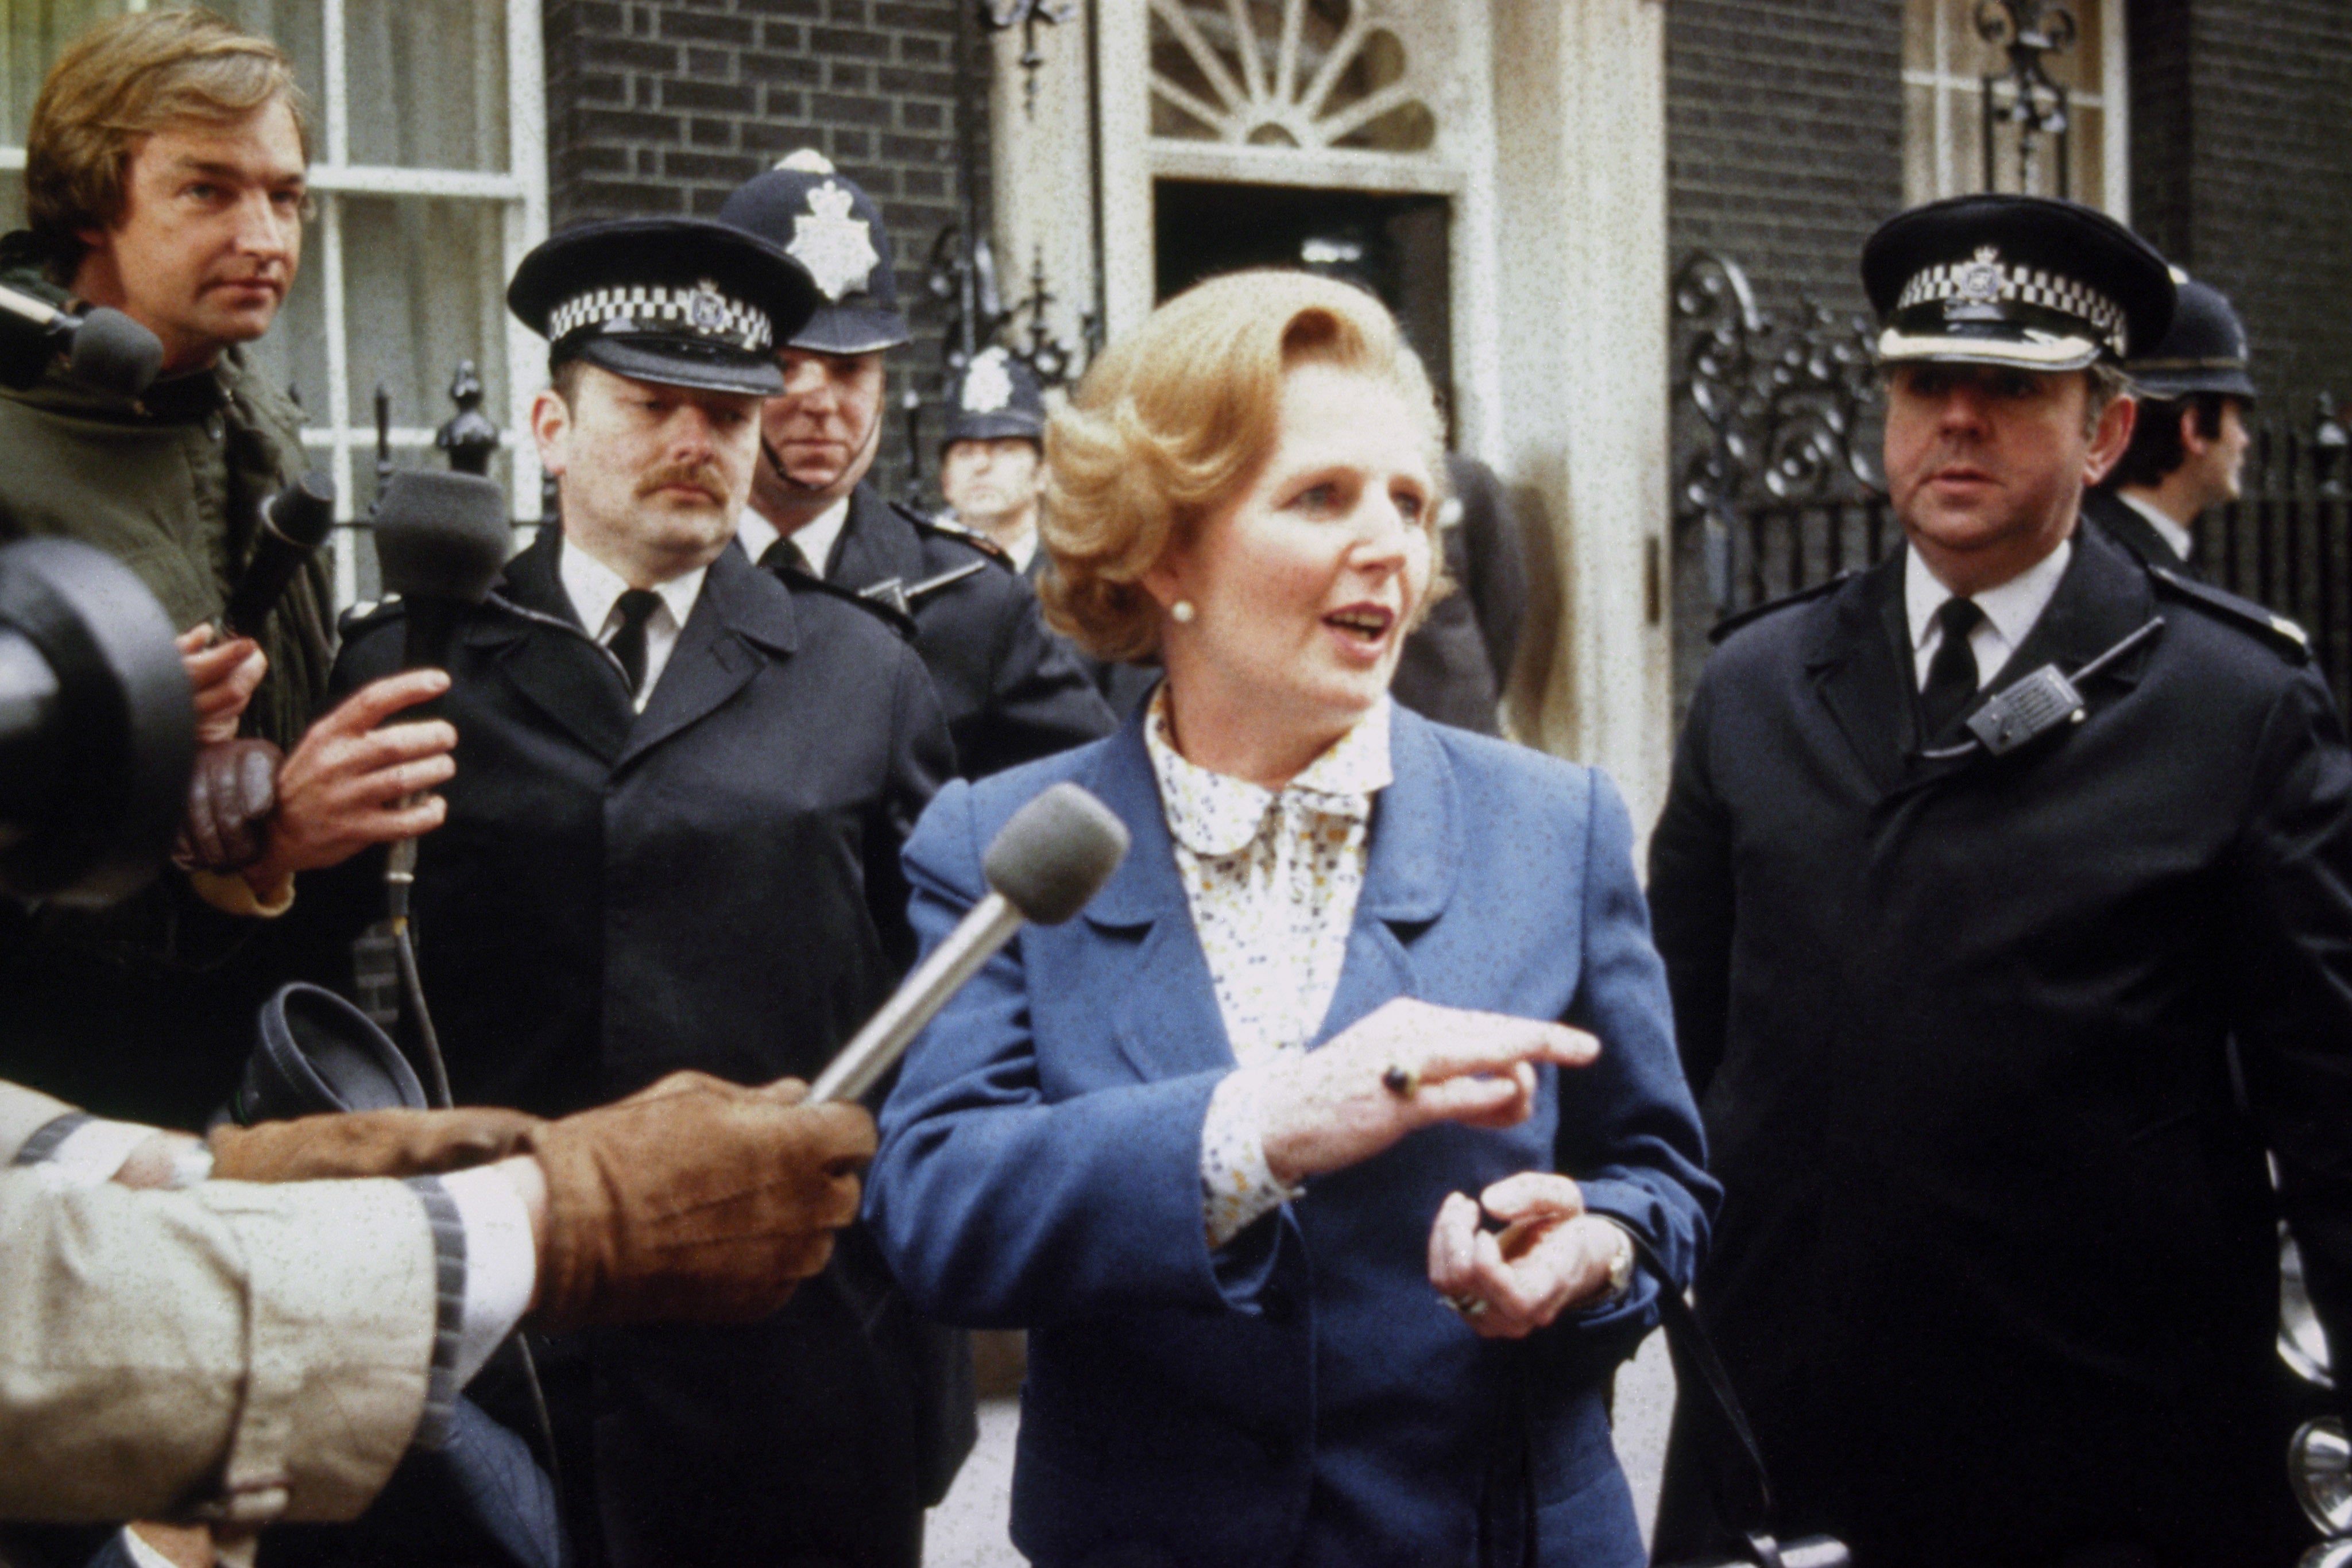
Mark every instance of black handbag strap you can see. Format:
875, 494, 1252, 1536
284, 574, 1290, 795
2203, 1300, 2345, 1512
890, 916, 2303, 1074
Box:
1624, 1230, 1787, 1563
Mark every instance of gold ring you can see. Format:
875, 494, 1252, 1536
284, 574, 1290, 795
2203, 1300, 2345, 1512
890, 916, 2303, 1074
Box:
1382, 1064, 1418, 1098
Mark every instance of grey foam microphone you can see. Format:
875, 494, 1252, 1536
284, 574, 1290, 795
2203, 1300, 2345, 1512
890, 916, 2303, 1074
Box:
372, 469, 512, 677
810, 781, 1129, 1104
65, 308, 165, 397
0, 285, 164, 397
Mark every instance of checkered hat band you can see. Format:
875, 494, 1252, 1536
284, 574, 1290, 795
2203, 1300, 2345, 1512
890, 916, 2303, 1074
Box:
545, 283, 772, 351
1894, 261, 2127, 355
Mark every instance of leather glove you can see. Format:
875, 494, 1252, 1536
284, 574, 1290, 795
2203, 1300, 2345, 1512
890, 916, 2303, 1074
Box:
209, 1105, 544, 1183
173, 738, 284, 873
521, 1071, 875, 1333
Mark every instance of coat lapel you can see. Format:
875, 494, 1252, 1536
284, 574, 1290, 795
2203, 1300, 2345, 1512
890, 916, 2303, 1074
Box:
467, 529, 633, 762
1980, 522, 2156, 694
1314, 709, 1457, 1043
1805, 553, 1917, 799
1077, 705, 1465, 1075
617, 545, 798, 769
1078, 715, 1238, 1082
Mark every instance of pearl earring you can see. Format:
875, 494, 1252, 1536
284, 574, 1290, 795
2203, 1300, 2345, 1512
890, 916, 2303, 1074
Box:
1170, 600, 1196, 625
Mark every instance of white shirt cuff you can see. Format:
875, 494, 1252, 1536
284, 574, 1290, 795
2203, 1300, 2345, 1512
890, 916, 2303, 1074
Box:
437, 1164, 540, 1387
1200, 1068, 1303, 1249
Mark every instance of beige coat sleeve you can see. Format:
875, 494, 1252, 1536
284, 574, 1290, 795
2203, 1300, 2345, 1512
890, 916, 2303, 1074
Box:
0, 1079, 75, 1162
0, 1172, 438, 1526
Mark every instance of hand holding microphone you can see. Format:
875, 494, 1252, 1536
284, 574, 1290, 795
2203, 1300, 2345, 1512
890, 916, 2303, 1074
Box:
227, 472, 510, 892
172, 475, 336, 874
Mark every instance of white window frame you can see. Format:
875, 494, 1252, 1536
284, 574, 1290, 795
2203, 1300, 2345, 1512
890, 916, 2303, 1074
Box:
1902, 0, 2129, 219
1, 0, 548, 607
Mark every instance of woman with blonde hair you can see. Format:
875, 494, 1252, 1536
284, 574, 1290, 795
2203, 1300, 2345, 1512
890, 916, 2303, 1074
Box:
869, 271, 1713, 1566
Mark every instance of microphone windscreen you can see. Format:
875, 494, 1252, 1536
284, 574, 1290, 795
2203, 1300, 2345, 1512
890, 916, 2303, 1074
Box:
982, 781, 1129, 925
373, 470, 511, 605
67, 308, 163, 398
268, 471, 337, 548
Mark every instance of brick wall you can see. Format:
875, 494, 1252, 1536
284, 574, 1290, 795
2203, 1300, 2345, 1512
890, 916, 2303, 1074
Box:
2132, 0, 2352, 429
540, 0, 985, 500
1665, 0, 1905, 704
1667, 0, 1905, 325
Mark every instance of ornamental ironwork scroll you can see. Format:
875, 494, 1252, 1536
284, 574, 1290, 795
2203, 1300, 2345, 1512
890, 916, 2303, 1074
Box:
1976, 0, 2076, 198
988, 0, 1080, 118
1671, 250, 1883, 614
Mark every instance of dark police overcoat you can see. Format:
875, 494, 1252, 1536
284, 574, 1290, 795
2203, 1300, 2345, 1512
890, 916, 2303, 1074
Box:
809, 483, 1114, 779
1647, 524, 2352, 1567
320, 526, 965, 1568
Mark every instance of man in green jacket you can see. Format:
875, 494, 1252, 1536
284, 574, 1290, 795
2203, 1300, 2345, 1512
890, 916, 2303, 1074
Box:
0, 10, 455, 1126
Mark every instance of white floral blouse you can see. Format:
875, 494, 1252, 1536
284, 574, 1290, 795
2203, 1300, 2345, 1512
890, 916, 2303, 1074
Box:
1142, 687, 1395, 1246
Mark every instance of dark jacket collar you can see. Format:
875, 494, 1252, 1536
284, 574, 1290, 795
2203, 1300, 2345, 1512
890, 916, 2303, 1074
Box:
2083, 486, 2196, 575
1804, 524, 2157, 797
470, 526, 802, 766
826, 482, 926, 589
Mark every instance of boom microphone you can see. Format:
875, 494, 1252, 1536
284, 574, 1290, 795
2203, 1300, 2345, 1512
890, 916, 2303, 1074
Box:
810, 781, 1129, 1104
0, 284, 164, 397
223, 472, 336, 637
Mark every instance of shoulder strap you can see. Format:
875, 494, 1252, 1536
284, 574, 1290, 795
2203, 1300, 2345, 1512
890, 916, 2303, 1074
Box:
1626, 1231, 1782, 1560
2145, 564, 2312, 664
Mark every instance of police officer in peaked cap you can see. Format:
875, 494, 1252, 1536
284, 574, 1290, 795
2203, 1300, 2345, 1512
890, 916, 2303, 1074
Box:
1649, 192, 2352, 1567
718, 150, 1113, 781
309, 212, 954, 1568
2087, 273, 2261, 574
937, 346, 1048, 572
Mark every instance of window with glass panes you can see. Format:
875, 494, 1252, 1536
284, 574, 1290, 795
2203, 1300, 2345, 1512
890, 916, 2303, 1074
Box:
2, 0, 546, 605
1903, 0, 2127, 216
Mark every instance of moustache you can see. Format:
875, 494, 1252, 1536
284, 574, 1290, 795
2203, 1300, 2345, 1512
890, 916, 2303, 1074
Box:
637, 464, 728, 504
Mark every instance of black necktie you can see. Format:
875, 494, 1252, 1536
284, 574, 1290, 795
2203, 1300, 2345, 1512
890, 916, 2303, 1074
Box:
759, 535, 814, 576
608, 588, 663, 698
1920, 597, 1985, 740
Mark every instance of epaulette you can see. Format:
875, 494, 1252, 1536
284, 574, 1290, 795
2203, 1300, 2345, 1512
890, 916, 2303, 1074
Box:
2145, 565, 2312, 664
781, 571, 916, 642
1707, 572, 1853, 645
906, 505, 1014, 570
337, 595, 404, 637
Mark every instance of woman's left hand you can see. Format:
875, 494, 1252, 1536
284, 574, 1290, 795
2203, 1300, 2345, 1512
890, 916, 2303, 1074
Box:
1425, 1172, 1628, 1339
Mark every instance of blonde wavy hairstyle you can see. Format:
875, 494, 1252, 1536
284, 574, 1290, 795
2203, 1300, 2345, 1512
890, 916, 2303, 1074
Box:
1039, 270, 1447, 663
24, 8, 312, 275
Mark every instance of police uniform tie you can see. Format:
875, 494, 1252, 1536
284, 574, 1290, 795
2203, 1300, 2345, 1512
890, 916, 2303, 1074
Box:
1921, 596, 1985, 740
607, 588, 664, 697
758, 536, 814, 576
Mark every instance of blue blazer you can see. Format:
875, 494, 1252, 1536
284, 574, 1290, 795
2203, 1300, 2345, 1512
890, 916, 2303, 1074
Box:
869, 706, 1715, 1568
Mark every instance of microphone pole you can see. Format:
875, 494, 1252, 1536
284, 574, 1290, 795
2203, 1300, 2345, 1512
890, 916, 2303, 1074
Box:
810, 781, 1128, 1104
369, 469, 512, 1106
